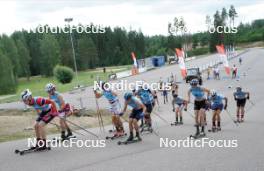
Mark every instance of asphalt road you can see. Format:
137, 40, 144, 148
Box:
0, 48, 263, 171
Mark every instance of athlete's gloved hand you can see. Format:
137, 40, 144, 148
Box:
172, 108, 175, 112
184, 108, 187, 111
247, 96, 250, 100
224, 105, 227, 110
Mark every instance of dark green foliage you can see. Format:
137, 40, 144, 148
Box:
53, 65, 74, 84
0, 50, 17, 94
39, 34, 61, 76
188, 47, 209, 57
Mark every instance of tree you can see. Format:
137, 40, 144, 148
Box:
26, 31, 43, 76
39, 34, 61, 76
11, 31, 32, 80
221, 7, 228, 25
53, 65, 74, 84
16, 40, 31, 80
0, 35, 20, 78
77, 36, 98, 69
57, 31, 75, 69
0, 50, 17, 94
229, 5, 238, 27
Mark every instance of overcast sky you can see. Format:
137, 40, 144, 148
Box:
0, 0, 263, 36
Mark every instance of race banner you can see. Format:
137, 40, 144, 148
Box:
131, 52, 138, 68
131, 52, 138, 75
216, 44, 230, 75
175, 48, 187, 78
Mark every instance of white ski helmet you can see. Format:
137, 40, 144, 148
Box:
21, 89, 32, 101
211, 89, 217, 97
45, 83, 56, 92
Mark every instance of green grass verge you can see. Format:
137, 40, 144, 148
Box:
0, 65, 130, 104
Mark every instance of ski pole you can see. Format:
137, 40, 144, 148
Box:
95, 98, 105, 132
152, 110, 169, 124
64, 119, 99, 138
185, 109, 195, 119
49, 122, 60, 130
50, 121, 85, 136
225, 110, 239, 126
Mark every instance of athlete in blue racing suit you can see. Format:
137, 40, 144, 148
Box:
233, 87, 250, 122
208, 90, 228, 132
123, 92, 146, 141
187, 79, 210, 136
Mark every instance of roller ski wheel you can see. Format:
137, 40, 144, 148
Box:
171, 122, 178, 126
117, 139, 142, 145
106, 133, 127, 140
141, 126, 153, 133
190, 133, 206, 139
208, 128, 217, 132
17, 146, 51, 156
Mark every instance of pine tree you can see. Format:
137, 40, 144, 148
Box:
0, 50, 17, 94
39, 34, 61, 76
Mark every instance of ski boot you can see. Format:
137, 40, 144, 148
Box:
200, 131, 206, 137
126, 133, 134, 142
211, 127, 216, 132
61, 134, 68, 141
217, 127, 221, 131
66, 131, 73, 138
135, 132, 142, 141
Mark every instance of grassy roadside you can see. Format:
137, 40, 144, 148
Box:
0, 65, 130, 104
0, 109, 130, 143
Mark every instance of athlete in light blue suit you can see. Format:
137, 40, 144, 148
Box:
208, 90, 228, 132
187, 79, 210, 136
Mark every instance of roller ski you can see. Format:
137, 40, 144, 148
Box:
117, 133, 142, 145
106, 131, 127, 140
15, 145, 51, 156
190, 132, 206, 139
140, 124, 153, 133
208, 127, 221, 132
108, 129, 115, 133
171, 121, 183, 126
234, 118, 244, 124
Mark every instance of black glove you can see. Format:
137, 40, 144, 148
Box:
247, 96, 250, 100
184, 108, 187, 111
172, 108, 175, 112
224, 105, 227, 110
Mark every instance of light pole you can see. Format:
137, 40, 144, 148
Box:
64, 17, 79, 87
